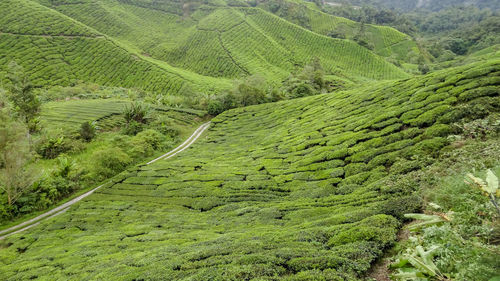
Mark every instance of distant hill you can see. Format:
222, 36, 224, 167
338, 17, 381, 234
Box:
0, 0, 416, 96
325, 0, 500, 11
0, 0, 231, 95
258, 0, 420, 62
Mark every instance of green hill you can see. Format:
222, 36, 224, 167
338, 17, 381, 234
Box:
0, 0, 231, 95
40, 99, 130, 130
1, 57, 498, 280
36, 0, 409, 80
325, 0, 500, 12
257, 0, 420, 62
0, 0, 413, 97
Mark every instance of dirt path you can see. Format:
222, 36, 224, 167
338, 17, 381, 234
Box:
0, 122, 211, 240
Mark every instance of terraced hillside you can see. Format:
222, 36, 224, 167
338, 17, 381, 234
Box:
0, 0, 231, 95
0, 0, 411, 97
1, 58, 498, 280
257, 0, 419, 61
40, 98, 207, 131
40, 99, 130, 130
38, 0, 408, 81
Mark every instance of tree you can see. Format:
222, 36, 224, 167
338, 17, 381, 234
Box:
300, 57, 325, 90
282, 58, 327, 98
0, 94, 36, 205
233, 75, 268, 106
6, 61, 41, 133
123, 102, 150, 124
418, 64, 430, 74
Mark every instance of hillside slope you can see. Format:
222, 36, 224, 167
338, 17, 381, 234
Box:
257, 0, 419, 62
0, 0, 231, 94
327, 0, 500, 12
1, 57, 498, 280
0, 0, 412, 96
33, 0, 409, 81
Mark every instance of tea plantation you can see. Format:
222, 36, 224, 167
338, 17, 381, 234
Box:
257, 0, 419, 61
0, 0, 413, 97
40, 98, 207, 132
1, 57, 498, 280
44, 0, 410, 80
0, 0, 231, 95
40, 99, 130, 130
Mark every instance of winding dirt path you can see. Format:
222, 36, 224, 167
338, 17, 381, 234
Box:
0, 121, 211, 240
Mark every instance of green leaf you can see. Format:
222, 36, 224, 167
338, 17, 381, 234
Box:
485, 169, 498, 195
391, 258, 410, 268
407, 255, 437, 277
404, 213, 440, 221
404, 214, 447, 230
466, 173, 486, 188
392, 268, 422, 279
416, 245, 439, 273
428, 202, 442, 210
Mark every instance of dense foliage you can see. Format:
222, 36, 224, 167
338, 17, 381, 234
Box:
0, 89, 205, 222
326, 0, 500, 12
1, 58, 498, 279
321, 0, 500, 60
0, 95, 35, 208
257, 0, 420, 63
389, 137, 500, 280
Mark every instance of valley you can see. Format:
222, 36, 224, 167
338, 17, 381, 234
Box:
0, 0, 499, 280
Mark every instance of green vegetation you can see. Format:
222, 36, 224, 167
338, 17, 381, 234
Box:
1, 0, 499, 279
1, 56, 498, 279
388, 137, 500, 281
326, 0, 500, 12
79, 121, 96, 142
0, 95, 36, 208
257, 0, 420, 63
0, 0, 231, 96
0, 0, 414, 100
4, 61, 41, 132
0, 80, 206, 224
321, 0, 500, 68
40, 99, 129, 131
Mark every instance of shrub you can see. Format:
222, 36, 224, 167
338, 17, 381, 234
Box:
35, 130, 72, 159
380, 194, 423, 219
418, 64, 430, 74
286, 82, 316, 99
234, 76, 268, 106
150, 115, 180, 137
123, 102, 150, 124
79, 121, 96, 142
122, 120, 143, 135
89, 147, 132, 180
207, 92, 238, 116
328, 215, 399, 248
422, 123, 453, 138
207, 99, 225, 116
128, 129, 171, 158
